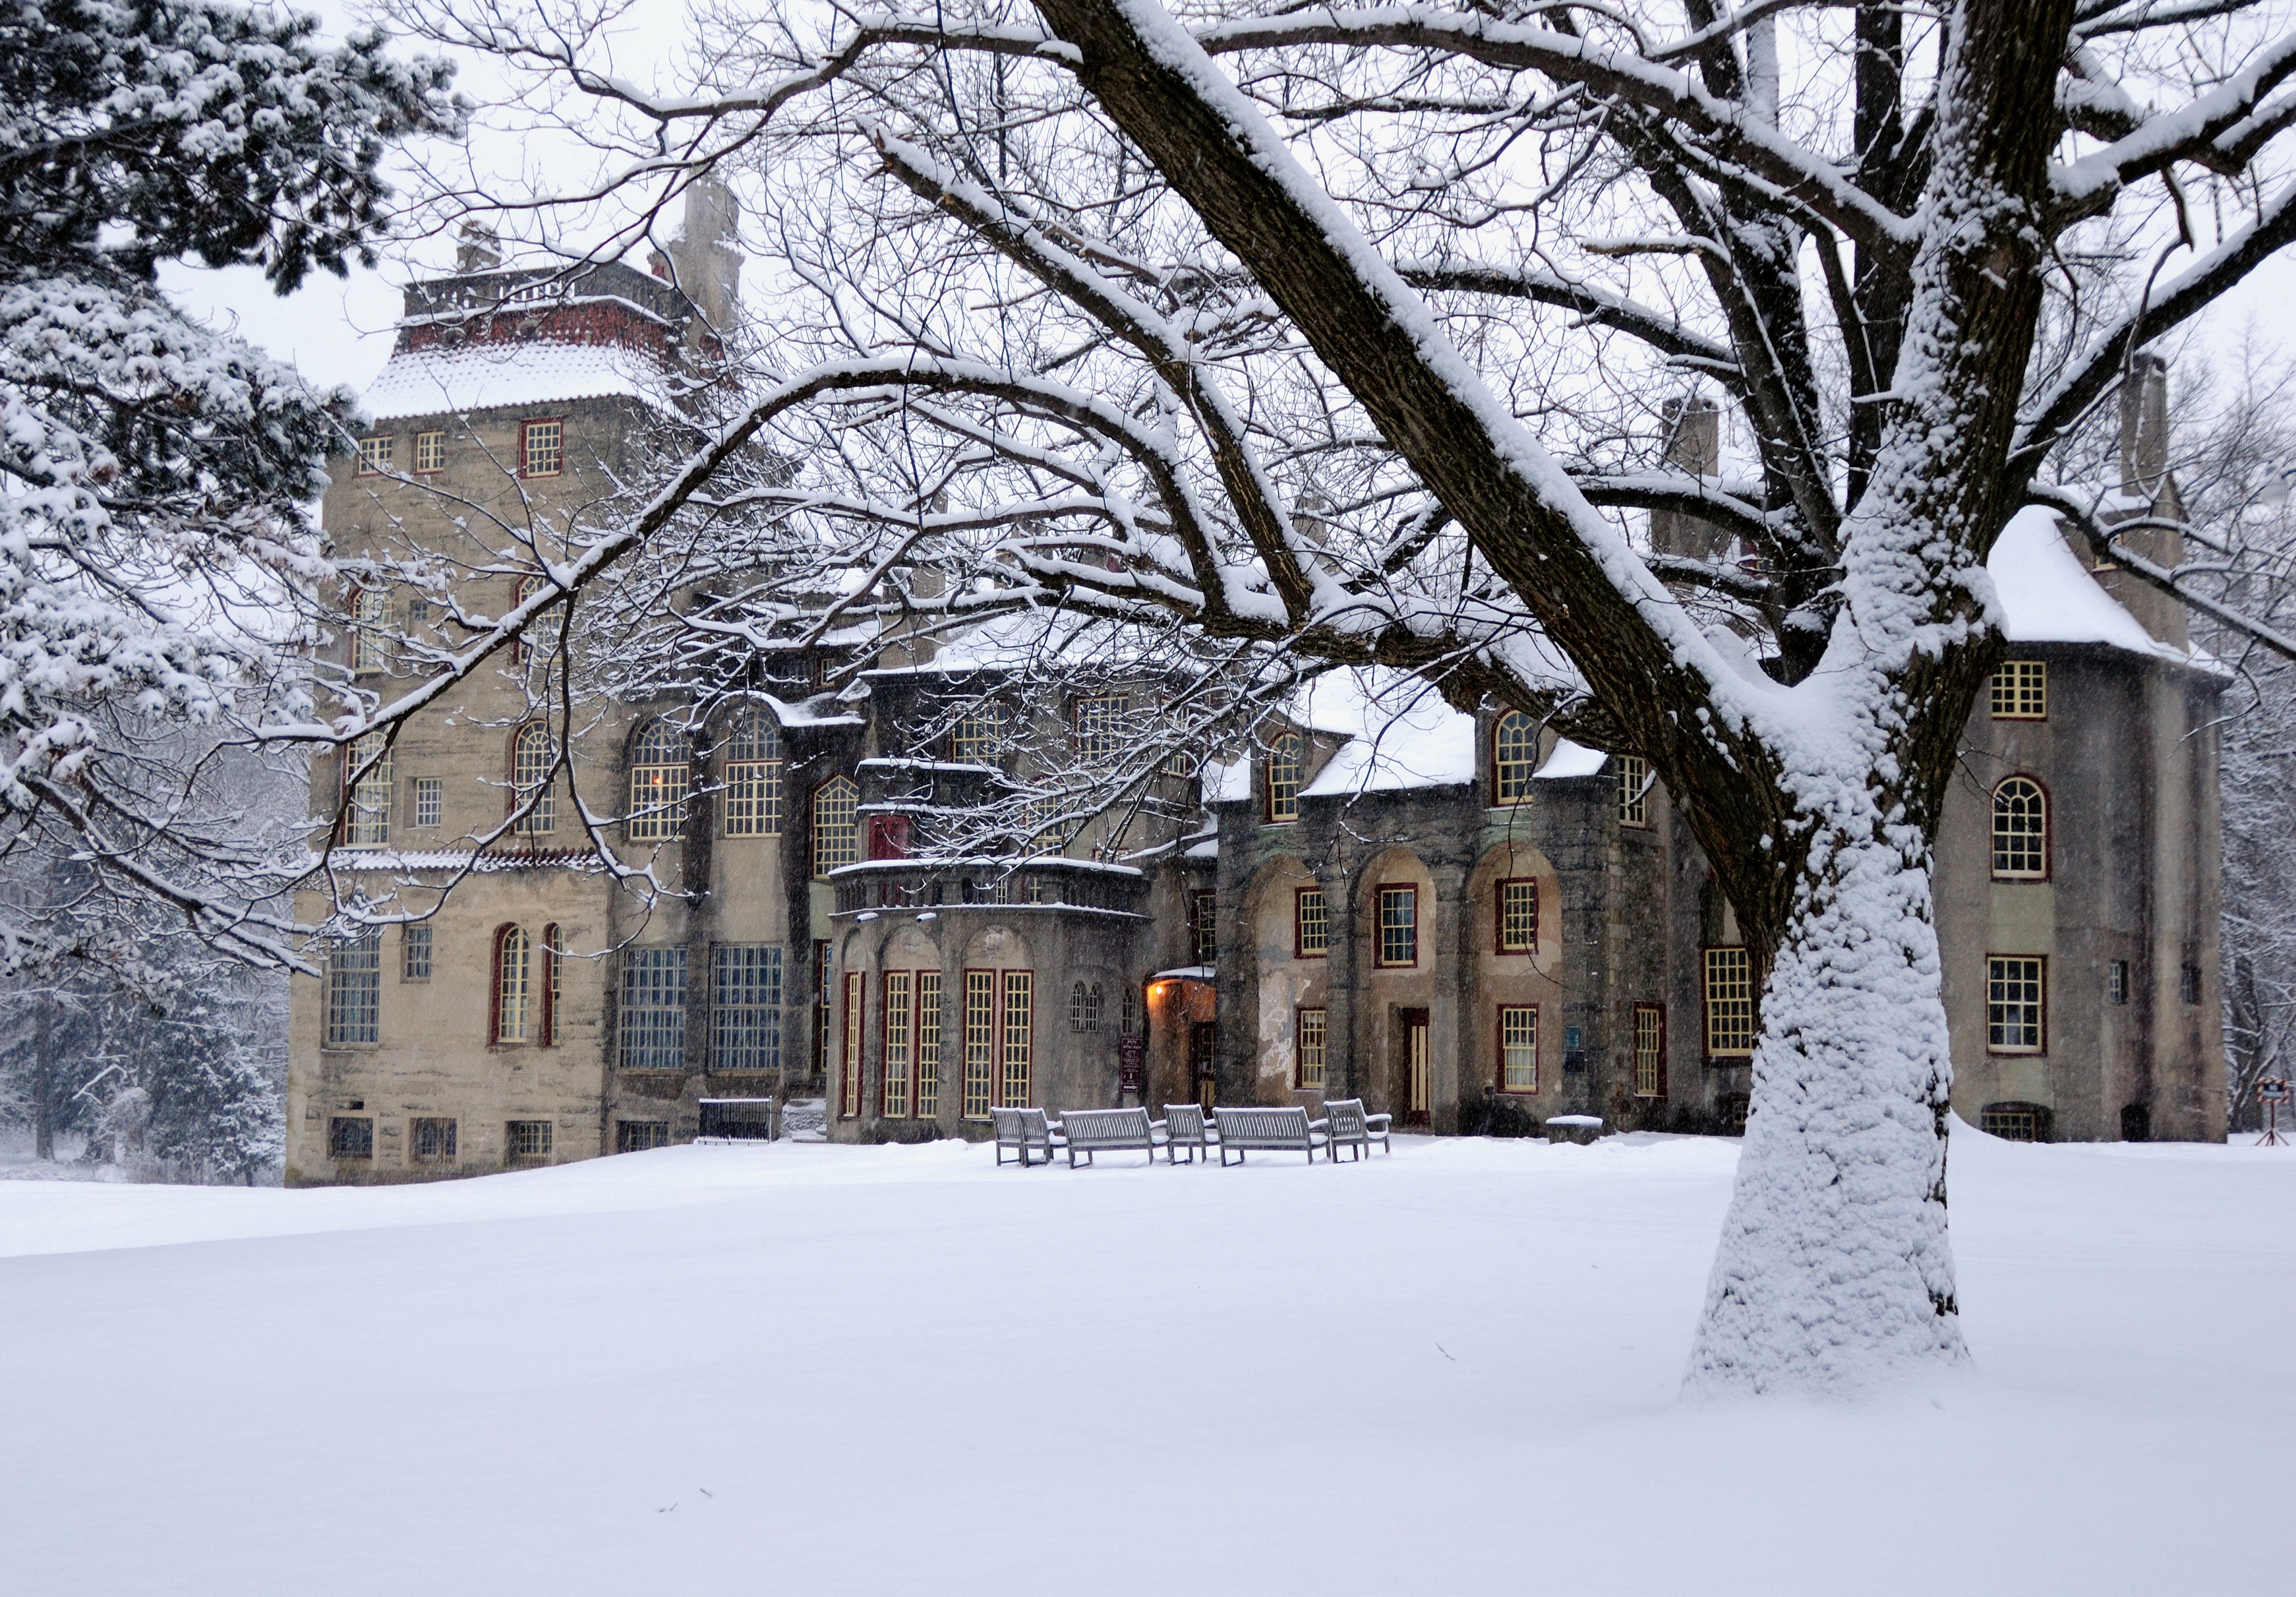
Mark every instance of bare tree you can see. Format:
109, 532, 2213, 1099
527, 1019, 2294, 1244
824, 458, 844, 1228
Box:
354, 0, 2296, 1389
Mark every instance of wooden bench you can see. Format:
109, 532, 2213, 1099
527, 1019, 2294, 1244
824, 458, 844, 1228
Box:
1211, 1105, 1326, 1165
1321, 1098, 1392, 1160
991, 1106, 1061, 1166
1162, 1103, 1216, 1164
1057, 1107, 1163, 1168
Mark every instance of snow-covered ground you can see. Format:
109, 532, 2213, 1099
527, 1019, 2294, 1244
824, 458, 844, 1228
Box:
2, 1124, 2289, 1596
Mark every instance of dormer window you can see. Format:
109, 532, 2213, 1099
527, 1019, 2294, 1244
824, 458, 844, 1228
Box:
1266, 733, 1303, 822
1492, 710, 1537, 804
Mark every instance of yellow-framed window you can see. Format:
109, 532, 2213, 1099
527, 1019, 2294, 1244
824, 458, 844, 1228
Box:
1704, 947, 1755, 1058
1297, 1006, 1327, 1089
1499, 1005, 1539, 1092
1989, 660, 2047, 720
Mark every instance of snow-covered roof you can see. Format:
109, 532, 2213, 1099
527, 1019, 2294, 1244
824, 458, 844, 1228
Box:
314, 849, 599, 872
1291, 671, 1478, 798
1987, 505, 2190, 662
1535, 740, 1609, 779
362, 342, 680, 423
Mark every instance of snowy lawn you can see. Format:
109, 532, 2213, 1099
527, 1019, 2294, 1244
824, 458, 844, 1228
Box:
2, 1125, 2290, 1596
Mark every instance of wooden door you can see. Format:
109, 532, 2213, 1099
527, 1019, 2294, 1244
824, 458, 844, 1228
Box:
1402, 1008, 1430, 1126
1191, 1021, 1220, 1110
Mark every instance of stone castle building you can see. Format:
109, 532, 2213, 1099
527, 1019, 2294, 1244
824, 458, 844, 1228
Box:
286, 221, 2225, 1184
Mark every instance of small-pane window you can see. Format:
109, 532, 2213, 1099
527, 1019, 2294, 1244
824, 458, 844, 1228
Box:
356, 436, 394, 475
1377, 886, 1419, 968
963, 970, 996, 1120
884, 970, 913, 1118
1991, 777, 2047, 879
1074, 695, 1130, 760
951, 703, 1005, 764
409, 1118, 457, 1162
413, 431, 446, 473
1990, 661, 2047, 720
1498, 878, 1537, 953
1987, 955, 2045, 1052
1493, 710, 1537, 804
812, 776, 859, 875
1704, 947, 1755, 1057
506, 1120, 552, 1159
840, 970, 864, 1117
1499, 1005, 1539, 1092
401, 924, 432, 982
999, 971, 1034, 1108
1297, 1007, 1327, 1089
521, 418, 563, 477
1617, 754, 1651, 827
1191, 889, 1218, 966
619, 947, 688, 1070
494, 926, 533, 1044
628, 718, 690, 841
712, 944, 782, 1072
1295, 887, 1329, 957
413, 777, 442, 829
1267, 733, 1304, 823
916, 970, 943, 1120
1069, 980, 1104, 1033
722, 712, 784, 837
1981, 1102, 2050, 1142
351, 587, 390, 675
325, 930, 382, 1045
328, 1117, 374, 1159
342, 733, 391, 848
2108, 959, 2130, 1005
1634, 1004, 1664, 1098
616, 1121, 669, 1153
513, 723, 556, 833
512, 575, 564, 667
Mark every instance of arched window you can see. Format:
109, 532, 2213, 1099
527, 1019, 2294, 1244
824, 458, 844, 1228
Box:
1266, 733, 1303, 823
351, 586, 390, 675
512, 723, 556, 833
1492, 710, 1537, 804
1069, 980, 1104, 1033
722, 711, 784, 837
627, 717, 690, 841
341, 733, 391, 848
1992, 777, 2047, 880
512, 575, 564, 667
492, 925, 532, 1044
812, 775, 859, 876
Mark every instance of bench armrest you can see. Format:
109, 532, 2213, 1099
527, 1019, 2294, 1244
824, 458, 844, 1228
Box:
1308, 1118, 1330, 1132
1363, 1113, 1393, 1128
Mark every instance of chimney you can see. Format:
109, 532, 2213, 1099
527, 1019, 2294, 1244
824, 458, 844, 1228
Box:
666, 175, 744, 333
1651, 394, 1725, 561
454, 221, 501, 274
2119, 349, 2171, 501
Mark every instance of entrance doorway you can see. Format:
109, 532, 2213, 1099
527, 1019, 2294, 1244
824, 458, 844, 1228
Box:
1401, 1009, 1430, 1126
1191, 1021, 1220, 1110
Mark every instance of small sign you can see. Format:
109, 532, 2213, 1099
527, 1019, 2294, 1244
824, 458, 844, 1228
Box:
2261, 1079, 2290, 1101
1118, 1034, 1146, 1094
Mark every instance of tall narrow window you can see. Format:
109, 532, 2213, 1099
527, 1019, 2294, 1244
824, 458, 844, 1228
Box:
950, 702, 1004, 764
1616, 754, 1651, 827
342, 733, 392, 849
541, 923, 560, 1046
493, 925, 532, 1044
1987, 955, 2045, 1053
1493, 709, 1538, 804
883, 970, 913, 1118
627, 718, 690, 841
916, 970, 943, 1120
722, 712, 784, 836
401, 924, 432, 982
999, 971, 1034, 1108
1989, 661, 2047, 719
1074, 695, 1130, 760
511, 575, 564, 667
1498, 1005, 1539, 1092
840, 970, 864, 1117
1191, 888, 1218, 966
1296, 1006, 1327, 1090
1704, 947, 1755, 1058
324, 929, 382, 1045
1295, 886, 1329, 957
1991, 777, 2047, 880
963, 971, 996, 1119
1497, 878, 1538, 953
356, 436, 394, 475
1634, 1004, 1665, 1099
1377, 885, 1419, 968
413, 430, 446, 473
2181, 961, 2202, 1006
520, 417, 563, 477
812, 941, 831, 1079
351, 586, 390, 675
1266, 733, 1304, 823
618, 947, 686, 1070
2108, 959, 2130, 1006
512, 723, 556, 833
413, 777, 442, 830
712, 944, 782, 1072
812, 776, 859, 875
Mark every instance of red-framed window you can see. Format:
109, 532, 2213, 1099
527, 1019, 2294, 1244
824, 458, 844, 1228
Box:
1294, 885, 1329, 958
1375, 884, 1419, 968
1497, 1004, 1538, 1093
1496, 878, 1537, 953
1296, 1006, 1327, 1089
